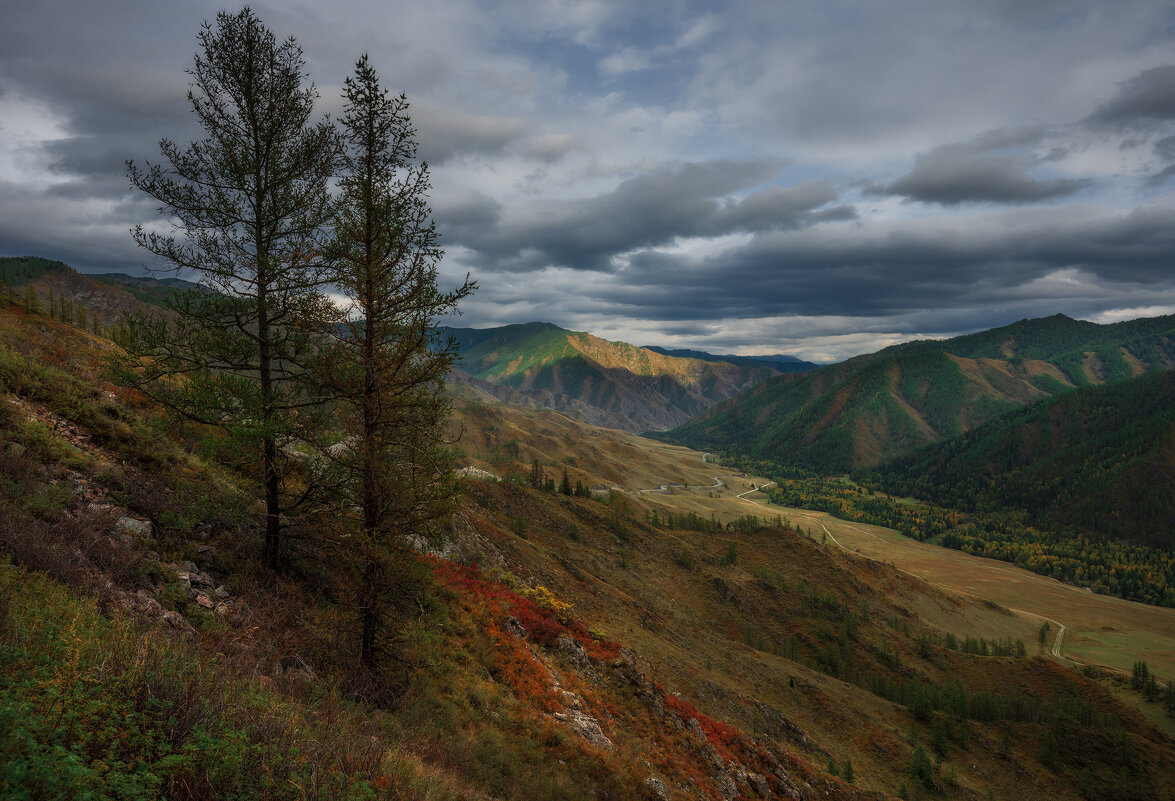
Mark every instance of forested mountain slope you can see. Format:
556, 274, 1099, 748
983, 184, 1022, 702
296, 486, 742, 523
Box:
910, 312, 1175, 386
0, 255, 199, 325
858, 368, 1175, 547
643, 345, 818, 374
663, 313, 1175, 472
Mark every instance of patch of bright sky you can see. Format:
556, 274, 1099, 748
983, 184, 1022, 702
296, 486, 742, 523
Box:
639, 231, 756, 261
1086, 305, 1175, 323
0, 93, 69, 186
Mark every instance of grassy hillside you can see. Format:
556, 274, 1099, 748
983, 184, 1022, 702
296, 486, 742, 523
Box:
662, 313, 1175, 473
444, 322, 777, 433
858, 369, 1175, 548
3, 298, 1172, 800
0, 302, 848, 801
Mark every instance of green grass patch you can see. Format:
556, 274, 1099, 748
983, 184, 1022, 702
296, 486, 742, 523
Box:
0, 564, 392, 800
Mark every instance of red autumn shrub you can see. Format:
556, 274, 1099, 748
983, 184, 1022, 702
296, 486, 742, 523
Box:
429, 558, 622, 659
663, 694, 744, 760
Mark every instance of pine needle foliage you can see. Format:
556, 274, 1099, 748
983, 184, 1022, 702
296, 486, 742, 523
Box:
114, 8, 339, 571
317, 55, 474, 669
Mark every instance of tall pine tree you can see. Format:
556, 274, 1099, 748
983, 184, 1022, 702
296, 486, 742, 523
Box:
115, 8, 338, 570
318, 55, 474, 668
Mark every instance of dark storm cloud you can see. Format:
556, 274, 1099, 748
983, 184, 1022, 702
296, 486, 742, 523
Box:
0, 178, 150, 271
1087, 65, 1175, 127
1146, 164, 1175, 187
0, 0, 201, 168
455, 161, 852, 271
878, 142, 1089, 205
433, 188, 503, 241
0, 1, 534, 271
717, 181, 856, 230
604, 205, 1175, 322
1154, 134, 1175, 160
5, 1, 1175, 358
1143, 133, 1175, 186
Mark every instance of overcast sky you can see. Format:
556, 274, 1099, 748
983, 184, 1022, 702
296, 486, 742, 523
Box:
3, 1, 1175, 361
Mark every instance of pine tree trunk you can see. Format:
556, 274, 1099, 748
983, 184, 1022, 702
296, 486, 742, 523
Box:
359, 229, 380, 667
264, 438, 281, 571
360, 559, 379, 667
258, 247, 281, 572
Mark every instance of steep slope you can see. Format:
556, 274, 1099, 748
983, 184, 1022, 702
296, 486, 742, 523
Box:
444, 322, 777, 433
859, 369, 1175, 547
0, 300, 869, 801
663, 313, 1175, 472
448, 478, 1175, 801
665, 347, 1061, 472
912, 312, 1175, 385
1, 299, 1171, 801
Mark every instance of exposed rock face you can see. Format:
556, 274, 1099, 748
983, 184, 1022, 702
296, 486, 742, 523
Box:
117, 516, 152, 539
753, 700, 824, 755
454, 465, 499, 481
554, 633, 592, 670
747, 771, 771, 798
643, 776, 669, 800
713, 770, 738, 801
553, 711, 614, 750
161, 610, 196, 638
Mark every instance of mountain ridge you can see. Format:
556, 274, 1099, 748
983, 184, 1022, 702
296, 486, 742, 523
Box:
662, 312, 1175, 473
642, 345, 819, 374
858, 367, 1175, 548
442, 322, 779, 433
0, 255, 202, 322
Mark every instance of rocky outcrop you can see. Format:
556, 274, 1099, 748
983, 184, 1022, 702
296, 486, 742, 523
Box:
553, 711, 614, 750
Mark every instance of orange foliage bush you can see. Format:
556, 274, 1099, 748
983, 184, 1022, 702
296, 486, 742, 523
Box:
430, 559, 621, 660
662, 692, 744, 761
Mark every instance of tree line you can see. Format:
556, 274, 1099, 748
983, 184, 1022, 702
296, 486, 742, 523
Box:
726, 455, 1175, 607
109, 8, 474, 670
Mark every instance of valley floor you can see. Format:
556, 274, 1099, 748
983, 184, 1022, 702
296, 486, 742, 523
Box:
611, 450, 1175, 736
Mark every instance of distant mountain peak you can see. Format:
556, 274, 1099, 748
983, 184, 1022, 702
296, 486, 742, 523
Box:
441, 323, 779, 432
662, 310, 1175, 473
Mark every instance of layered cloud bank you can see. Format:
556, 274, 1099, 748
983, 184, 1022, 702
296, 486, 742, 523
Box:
2, 0, 1175, 360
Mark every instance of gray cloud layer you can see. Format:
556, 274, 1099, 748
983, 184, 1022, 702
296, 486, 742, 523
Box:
1088, 65, 1175, 127
437, 162, 854, 272
880, 145, 1089, 205
3, 1, 1175, 359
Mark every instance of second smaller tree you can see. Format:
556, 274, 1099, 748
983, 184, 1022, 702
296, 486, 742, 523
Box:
321, 55, 474, 670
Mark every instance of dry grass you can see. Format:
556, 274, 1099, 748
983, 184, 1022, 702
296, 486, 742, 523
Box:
3, 300, 1172, 801
451, 391, 1175, 689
